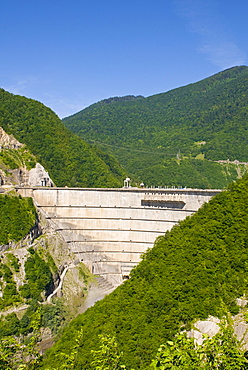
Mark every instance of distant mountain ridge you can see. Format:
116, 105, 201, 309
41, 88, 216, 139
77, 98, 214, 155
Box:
63, 66, 248, 188
98, 95, 144, 105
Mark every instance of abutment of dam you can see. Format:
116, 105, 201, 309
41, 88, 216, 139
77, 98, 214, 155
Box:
17, 187, 221, 287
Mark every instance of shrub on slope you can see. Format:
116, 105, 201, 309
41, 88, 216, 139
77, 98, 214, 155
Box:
41, 175, 248, 369
0, 88, 126, 187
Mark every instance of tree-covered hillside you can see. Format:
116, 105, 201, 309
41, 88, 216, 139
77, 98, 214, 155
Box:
0, 88, 126, 188
63, 66, 248, 188
41, 174, 248, 369
0, 193, 36, 245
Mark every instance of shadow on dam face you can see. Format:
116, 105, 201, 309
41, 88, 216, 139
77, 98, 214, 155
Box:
16, 187, 221, 287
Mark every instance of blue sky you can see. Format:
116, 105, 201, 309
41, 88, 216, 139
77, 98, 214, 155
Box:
0, 0, 247, 118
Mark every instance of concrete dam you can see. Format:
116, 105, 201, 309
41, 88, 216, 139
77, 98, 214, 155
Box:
17, 187, 221, 287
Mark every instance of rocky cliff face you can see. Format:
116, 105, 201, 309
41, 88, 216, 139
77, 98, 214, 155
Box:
0, 127, 23, 150
0, 126, 53, 187
28, 163, 54, 187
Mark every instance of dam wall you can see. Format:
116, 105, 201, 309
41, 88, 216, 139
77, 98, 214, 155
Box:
17, 187, 221, 286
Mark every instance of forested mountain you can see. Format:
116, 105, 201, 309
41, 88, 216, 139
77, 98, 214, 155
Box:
63, 66, 248, 188
0, 88, 126, 188
41, 174, 248, 369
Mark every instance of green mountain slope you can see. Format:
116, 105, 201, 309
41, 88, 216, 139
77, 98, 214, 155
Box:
0, 88, 126, 188
41, 174, 248, 369
63, 66, 248, 188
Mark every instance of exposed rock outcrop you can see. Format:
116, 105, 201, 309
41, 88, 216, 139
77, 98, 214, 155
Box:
0, 126, 54, 187
0, 127, 23, 149
188, 312, 248, 349
28, 163, 54, 187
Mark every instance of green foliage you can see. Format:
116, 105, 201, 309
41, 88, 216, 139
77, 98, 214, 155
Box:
1, 264, 13, 282
3, 282, 19, 301
41, 302, 66, 334
43, 331, 128, 370
0, 194, 36, 245
41, 175, 248, 369
151, 322, 248, 370
0, 314, 20, 338
0, 146, 36, 172
0, 247, 66, 341
45, 252, 58, 275
64, 66, 248, 188
0, 150, 19, 169
0, 262, 22, 310
20, 247, 53, 301
127, 157, 246, 189
91, 334, 127, 370
41, 325, 247, 370
151, 333, 202, 370
6, 253, 20, 272
0, 309, 35, 339
0, 311, 41, 369
17, 300, 41, 336
19, 314, 31, 335
17, 146, 37, 170
0, 336, 38, 369
44, 329, 84, 370
0, 88, 126, 187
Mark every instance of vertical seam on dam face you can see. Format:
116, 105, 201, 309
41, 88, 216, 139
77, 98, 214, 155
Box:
16, 187, 221, 287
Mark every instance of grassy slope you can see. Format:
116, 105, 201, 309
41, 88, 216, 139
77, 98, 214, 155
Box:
63, 66, 248, 188
0, 88, 126, 188
41, 174, 248, 369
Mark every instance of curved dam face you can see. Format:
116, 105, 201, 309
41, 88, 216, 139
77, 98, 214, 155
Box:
17, 187, 221, 287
